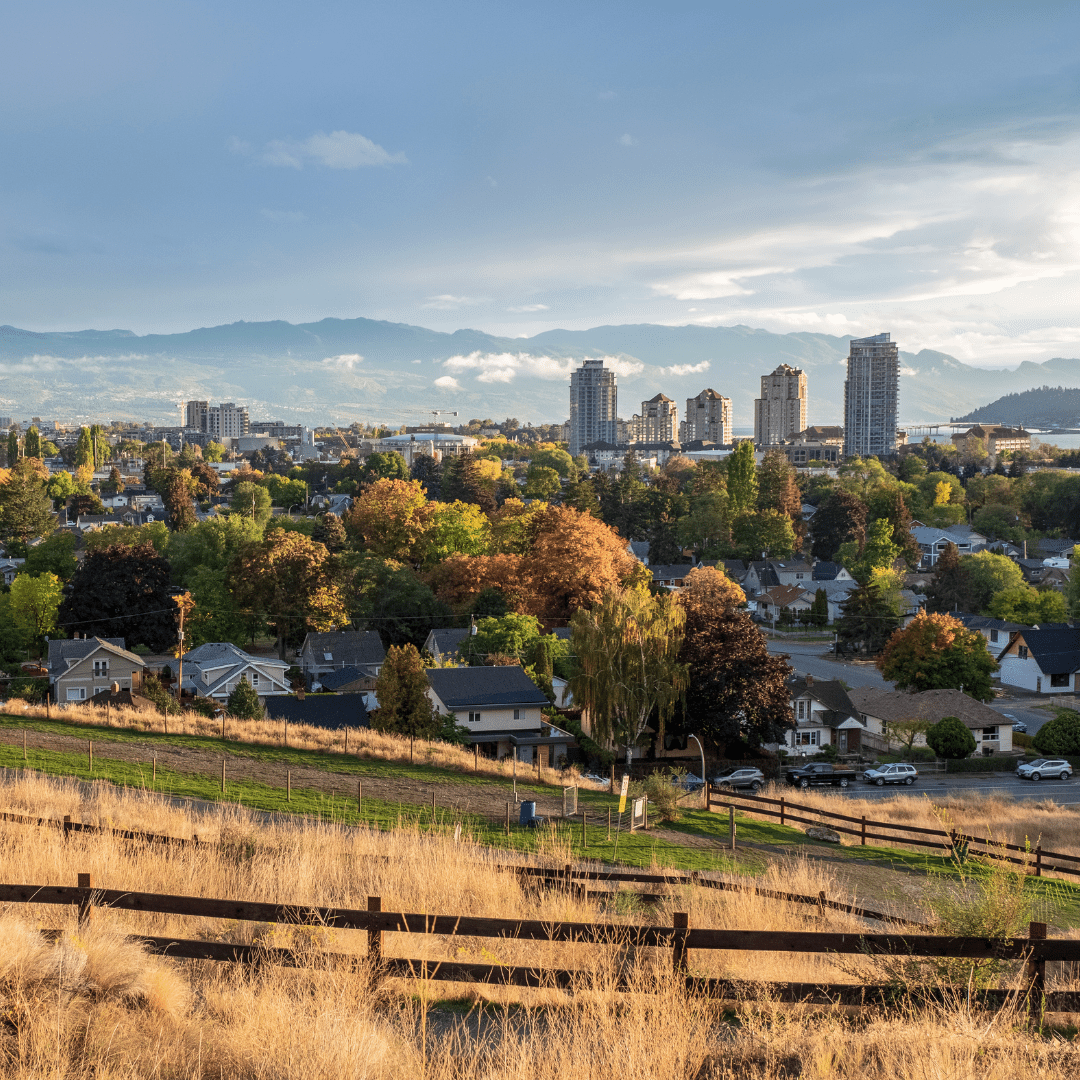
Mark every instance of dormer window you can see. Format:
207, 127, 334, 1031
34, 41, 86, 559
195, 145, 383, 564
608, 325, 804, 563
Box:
250, 671, 260, 686
797, 700, 805, 719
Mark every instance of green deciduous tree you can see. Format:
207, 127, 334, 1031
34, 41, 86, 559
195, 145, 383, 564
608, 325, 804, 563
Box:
371, 643, 440, 758
9, 572, 63, 642
811, 490, 868, 561
960, 551, 1026, 613
840, 517, 902, 585
227, 675, 264, 719
166, 515, 264, 586
23, 427, 40, 459
987, 586, 1067, 627
230, 481, 273, 525
161, 469, 198, 531
421, 500, 491, 567
1032, 709, 1080, 756
351, 557, 451, 649
21, 532, 77, 580
926, 716, 977, 759
877, 612, 998, 698
730, 508, 796, 561
0, 460, 57, 544
569, 586, 687, 765
359, 451, 411, 485
523, 464, 562, 500
204, 441, 227, 463
725, 441, 758, 516
463, 613, 542, 664
6, 428, 19, 467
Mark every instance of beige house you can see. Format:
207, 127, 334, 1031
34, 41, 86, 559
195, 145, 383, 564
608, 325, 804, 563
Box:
48, 637, 146, 703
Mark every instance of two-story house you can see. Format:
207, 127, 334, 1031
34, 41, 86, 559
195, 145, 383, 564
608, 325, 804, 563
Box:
299, 631, 386, 688
422, 627, 472, 664
953, 613, 1025, 652
754, 584, 815, 622
48, 637, 146, 703
777, 675, 870, 756
179, 643, 291, 703
910, 525, 988, 568
996, 627, 1080, 694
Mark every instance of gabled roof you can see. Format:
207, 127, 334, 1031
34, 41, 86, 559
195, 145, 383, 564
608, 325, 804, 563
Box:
812, 561, 844, 580
48, 637, 143, 677
848, 687, 1003, 728
1037, 539, 1076, 555
628, 539, 651, 562
318, 666, 373, 691
953, 612, 1025, 634
302, 631, 386, 668
1000, 628, 1080, 673
264, 694, 369, 730
758, 584, 813, 607
426, 666, 549, 709
649, 563, 695, 581
769, 559, 813, 574
788, 677, 858, 719
425, 627, 471, 657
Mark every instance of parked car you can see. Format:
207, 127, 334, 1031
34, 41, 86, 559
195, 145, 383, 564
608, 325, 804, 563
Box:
1016, 759, 1073, 781
710, 767, 765, 793
580, 773, 610, 788
1003, 713, 1027, 734
784, 762, 854, 789
672, 772, 705, 794
862, 763, 918, 786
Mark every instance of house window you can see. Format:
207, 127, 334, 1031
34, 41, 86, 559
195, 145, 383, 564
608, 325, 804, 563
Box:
1051, 673, 1070, 688
468, 711, 481, 723
66, 687, 86, 701
323, 652, 333, 661
513, 709, 520, 720
250, 672, 260, 686
981, 727, 999, 740
989, 629, 999, 643
797, 700, 805, 719
93, 660, 109, 677
795, 730, 819, 746
1018, 646, 1029, 660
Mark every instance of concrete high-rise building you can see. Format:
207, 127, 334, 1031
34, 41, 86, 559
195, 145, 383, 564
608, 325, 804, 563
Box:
628, 393, 678, 444
753, 365, 807, 445
681, 388, 732, 444
568, 359, 617, 456
183, 401, 250, 440
843, 333, 899, 459
184, 401, 209, 430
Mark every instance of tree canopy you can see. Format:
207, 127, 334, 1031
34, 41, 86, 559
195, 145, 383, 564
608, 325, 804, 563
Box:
877, 612, 998, 699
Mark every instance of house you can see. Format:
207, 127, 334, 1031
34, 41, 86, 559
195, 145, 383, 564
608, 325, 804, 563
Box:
0, 557, 25, 585
178, 643, 291, 702
309, 493, 353, 514
779, 675, 876, 756
423, 627, 472, 664
812, 561, 853, 583
910, 524, 989, 567
742, 561, 781, 597
317, 666, 374, 693
425, 665, 560, 762
48, 637, 146, 704
848, 687, 1014, 756
720, 560, 748, 584
264, 694, 369, 730
768, 559, 814, 587
299, 631, 386, 685
649, 564, 696, 589
996, 627, 1080, 695
1036, 539, 1076, 559
755, 584, 814, 622
627, 540, 651, 566
953, 612, 1025, 650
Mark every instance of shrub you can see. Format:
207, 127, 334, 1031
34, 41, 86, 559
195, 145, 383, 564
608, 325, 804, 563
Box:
226, 676, 263, 720
141, 674, 180, 716
1033, 709, 1080, 756
629, 767, 687, 823
926, 716, 976, 759
945, 756, 1001, 773
1012, 730, 1033, 749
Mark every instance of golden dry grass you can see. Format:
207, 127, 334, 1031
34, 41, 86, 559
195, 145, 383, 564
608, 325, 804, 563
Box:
0, 771, 1079, 1077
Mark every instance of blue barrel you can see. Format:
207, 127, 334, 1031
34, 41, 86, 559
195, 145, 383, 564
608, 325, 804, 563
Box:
519, 801, 536, 825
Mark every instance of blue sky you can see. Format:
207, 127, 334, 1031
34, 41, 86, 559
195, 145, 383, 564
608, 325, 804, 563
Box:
4, 0, 1080, 367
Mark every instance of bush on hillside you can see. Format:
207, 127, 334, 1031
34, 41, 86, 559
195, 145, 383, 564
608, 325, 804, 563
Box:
1033, 709, 1080, 756
926, 716, 976, 760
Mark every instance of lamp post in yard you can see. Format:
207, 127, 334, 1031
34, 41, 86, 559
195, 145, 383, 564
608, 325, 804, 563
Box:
688, 734, 707, 808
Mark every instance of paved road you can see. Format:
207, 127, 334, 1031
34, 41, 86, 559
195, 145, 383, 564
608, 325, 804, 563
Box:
766, 638, 892, 690
839, 773, 1080, 805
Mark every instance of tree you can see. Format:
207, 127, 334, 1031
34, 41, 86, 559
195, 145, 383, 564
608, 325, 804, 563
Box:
23, 427, 40, 459
523, 464, 562, 500
45, 470, 78, 505
21, 532, 77, 581
925, 542, 972, 614
463, 613, 543, 664
811, 490, 868, 561
263, 474, 307, 508
756, 449, 801, 531
885, 718, 932, 759
677, 491, 730, 556
441, 450, 496, 511
313, 512, 348, 554
809, 588, 829, 627
236, 531, 349, 659
68, 492, 105, 518
75, 427, 93, 468
230, 481, 273, 525
227, 675, 264, 719
877, 612, 998, 698
960, 551, 1026, 613
6, 428, 18, 467
840, 517, 901, 585
161, 469, 198, 531
188, 461, 220, 500
371, 644, 441, 758
987, 586, 1067, 627
731, 509, 796, 560
879, 487, 922, 567
359, 451, 411, 485
0, 460, 57, 543
420, 500, 491, 567
344, 479, 433, 564
926, 716, 976, 760
726, 441, 758, 515
57, 541, 176, 651
678, 568, 790, 748
569, 586, 687, 765
167, 515, 264, 586
9, 572, 63, 643
835, 583, 903, 656
409, 454, 441, 499
204, 441, 227, 463
352, 557, 452, 648
184, 564, 255, 649
1032, 710, 1080, 756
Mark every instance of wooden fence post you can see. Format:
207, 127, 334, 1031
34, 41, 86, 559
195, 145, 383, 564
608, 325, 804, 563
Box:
221, 758, 225, 794
672, 912, 688, 974
22, 731, 26, 761
729, 805, 736, 851
77, 872, 94, 928
284, 718, 288, 747
221, 713, 226, 740
610, 762, 615, 793
474, 744, 478, 772
344, 727, 348, 754
861, 816, 866, 846
779, 796, 785, 827
431, 790, 436, 821
1035, 845, 1042, 878
287, 770, 291, 802
88, 739, 93, 774
152, 755, 156, 786
63, 815, 72, 841
607, 807, 611, 840
357, 780, 362, 815
1027, 920, 1047, 1024
505, 802, 511, 835
367, 896, 382, 970
582, 809, 587, 850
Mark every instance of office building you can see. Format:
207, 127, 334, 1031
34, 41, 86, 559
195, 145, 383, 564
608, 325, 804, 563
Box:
568, 359, 617, 457
183, 401, 250, 440
628, 393, 678, 444
843, 333, 899, 459
681, 389, 732, 444
753, 365, 807, 445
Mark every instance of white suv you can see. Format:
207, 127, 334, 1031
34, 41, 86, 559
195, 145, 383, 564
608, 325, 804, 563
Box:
862, 763, 918, 786
1016, 759, 1073, 782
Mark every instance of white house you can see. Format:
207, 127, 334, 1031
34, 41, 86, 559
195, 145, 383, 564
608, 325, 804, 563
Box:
996, 628, 1080, 695
178, 643, 291, 703
778, 675, 874, 756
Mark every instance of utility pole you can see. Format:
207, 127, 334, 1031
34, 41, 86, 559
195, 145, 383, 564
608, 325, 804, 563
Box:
173, 592, 194, 703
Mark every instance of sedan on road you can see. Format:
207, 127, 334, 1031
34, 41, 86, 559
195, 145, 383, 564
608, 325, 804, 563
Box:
863, 763, 919, 786
1016, 759, 1073, 781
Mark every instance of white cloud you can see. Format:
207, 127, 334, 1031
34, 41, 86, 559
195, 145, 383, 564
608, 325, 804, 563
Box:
442, 351, 641, 384
321, 353, 363, 369
508, 303, 549, 312
619, 133, 638, 147
423, 294, 482, 310
434, 375, 461, 389
660, 360, 710, 376
260, 209, 307, 224
261, 130, 407, 169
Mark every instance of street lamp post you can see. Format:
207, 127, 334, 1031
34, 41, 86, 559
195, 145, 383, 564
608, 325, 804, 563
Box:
687, 734, 706, 808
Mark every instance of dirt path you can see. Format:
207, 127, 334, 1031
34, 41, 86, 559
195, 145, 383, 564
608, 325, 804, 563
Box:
0, 728, 571, 824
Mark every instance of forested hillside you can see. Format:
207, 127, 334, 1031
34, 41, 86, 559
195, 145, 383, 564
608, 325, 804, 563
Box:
956, 386, 1080, 428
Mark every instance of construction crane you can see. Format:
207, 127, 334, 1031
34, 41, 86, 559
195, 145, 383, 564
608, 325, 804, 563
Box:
430, 410, 458, 423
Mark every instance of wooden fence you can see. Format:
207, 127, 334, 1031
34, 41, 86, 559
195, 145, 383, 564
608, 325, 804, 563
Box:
707, 787, 1080, 879
4, 875, 1078, 1012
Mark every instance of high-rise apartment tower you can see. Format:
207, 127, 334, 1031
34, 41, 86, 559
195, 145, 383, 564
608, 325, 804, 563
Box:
843, 333, 899, 459
628, 393, 678, 444
753, 365, 807, 445
568, 359, 617, 456
183, 401, 250, 439
681, 389, 732, 444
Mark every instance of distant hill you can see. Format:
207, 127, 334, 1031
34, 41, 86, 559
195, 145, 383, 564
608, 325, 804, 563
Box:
2, 317, 1080, 428
955, 386, 1080, 429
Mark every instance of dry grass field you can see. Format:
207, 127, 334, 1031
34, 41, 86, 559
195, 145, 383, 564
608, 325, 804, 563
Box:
1, 771, 1080, 1077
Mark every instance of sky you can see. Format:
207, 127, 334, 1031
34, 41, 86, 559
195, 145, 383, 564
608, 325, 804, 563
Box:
4, 0, 1080, 368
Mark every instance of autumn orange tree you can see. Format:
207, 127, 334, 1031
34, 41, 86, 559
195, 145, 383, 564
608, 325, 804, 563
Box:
343, 478, 434, 564
877, 612, 998, 698
234, 531, 348, 659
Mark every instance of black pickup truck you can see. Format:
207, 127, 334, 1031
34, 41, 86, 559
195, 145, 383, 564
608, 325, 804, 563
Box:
785, 762, 855, 789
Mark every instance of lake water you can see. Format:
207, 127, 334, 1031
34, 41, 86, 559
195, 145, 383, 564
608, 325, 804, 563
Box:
730, 428, 1080, 451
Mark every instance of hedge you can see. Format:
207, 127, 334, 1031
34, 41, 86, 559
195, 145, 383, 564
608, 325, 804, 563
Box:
945, 756, 1009, 773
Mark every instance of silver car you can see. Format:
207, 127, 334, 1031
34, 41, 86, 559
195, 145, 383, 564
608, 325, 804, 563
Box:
710, 767, 765, 793
1016, 759, 1073, 782
863, 763, 918, 786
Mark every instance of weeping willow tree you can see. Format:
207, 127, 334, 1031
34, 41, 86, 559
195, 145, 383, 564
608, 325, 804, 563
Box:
569, 585, 687, 765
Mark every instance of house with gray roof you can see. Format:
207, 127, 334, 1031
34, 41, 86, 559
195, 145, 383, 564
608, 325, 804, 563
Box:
649, 564, 696, 589
48, 636, 146, 704
422, 626, 472, 664
953, 612, 1025, 650
264, 693, 369, 730
179, 643, 291, 703
996, 627, 1080, 695
299, 631, 386, 685
910, 524, 989, 568
779, 675, 878, 757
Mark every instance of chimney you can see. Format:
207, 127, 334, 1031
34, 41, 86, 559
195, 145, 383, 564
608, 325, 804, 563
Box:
297, 687, 305, 700
805, 674, 813, 687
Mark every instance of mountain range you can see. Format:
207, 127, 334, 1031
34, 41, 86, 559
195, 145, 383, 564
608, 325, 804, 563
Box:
2, 318, 1080, 430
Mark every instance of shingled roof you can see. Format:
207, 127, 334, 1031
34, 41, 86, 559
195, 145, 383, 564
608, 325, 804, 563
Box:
426, 666, 549, 710
998, 628, 1080, 674
848, 687, 1003, 727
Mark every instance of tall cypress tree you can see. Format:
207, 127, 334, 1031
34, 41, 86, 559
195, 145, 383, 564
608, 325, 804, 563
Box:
6, 428, 19, 467
925, 541, 972, 613
371, 644, 440, 761
23, 427, 40, 459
